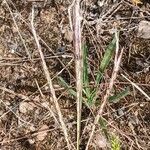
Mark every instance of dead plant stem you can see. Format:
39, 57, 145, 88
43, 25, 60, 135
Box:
72, 0, 83, 149
30, 5, 71, 150
85, 30, 123, 150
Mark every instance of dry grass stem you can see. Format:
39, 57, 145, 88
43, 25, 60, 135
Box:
68, 0, 75, 31
0, 128, 56, 145
0, 86, 30, 100
72, 0, 83, 149
121, 74, 150, 101
86, 30, 124, 150
30, 5, 71, 149
73, 0, 83, 150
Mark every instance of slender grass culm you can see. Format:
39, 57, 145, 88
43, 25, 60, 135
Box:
71, 0, 83, 149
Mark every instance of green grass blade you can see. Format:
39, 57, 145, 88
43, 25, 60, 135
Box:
96, 36, 116, 84
58, 76, 91, 109
109, 87, 130, 103
89, 36, 117, 105
58, 36, 117, 106
57, 76, 76, 97
99, 117, 109, 139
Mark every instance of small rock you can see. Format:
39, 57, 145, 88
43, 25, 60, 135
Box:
137, 21, 150, 39
117, 108, 125, 117
28, 139, 35, 144
64, 29, 73, 42
94, 133, 107, 148
36, 125, 49, 141
19, 102, 34, 114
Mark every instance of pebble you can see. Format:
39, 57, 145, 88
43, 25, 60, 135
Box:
137, 20, 150, 39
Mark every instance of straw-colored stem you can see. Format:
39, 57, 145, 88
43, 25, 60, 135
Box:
73, 0, 82, 149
